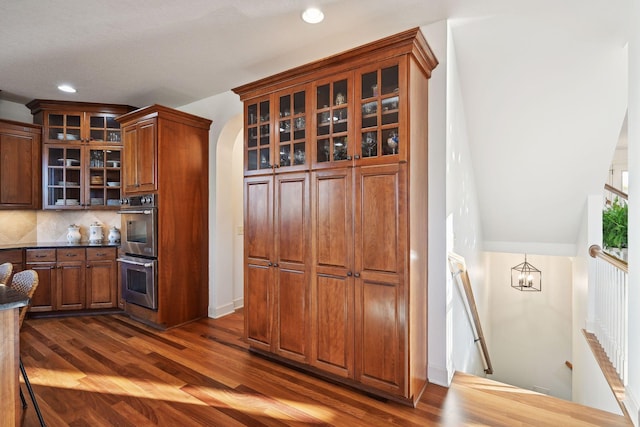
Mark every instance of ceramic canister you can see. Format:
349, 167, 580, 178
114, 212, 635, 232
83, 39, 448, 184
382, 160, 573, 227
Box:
89, 222, 103, 243
67, 224, 81, 243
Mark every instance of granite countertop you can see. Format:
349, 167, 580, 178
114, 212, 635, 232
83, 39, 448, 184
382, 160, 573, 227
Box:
0, 242, 120, 251
0, 285, 29, 311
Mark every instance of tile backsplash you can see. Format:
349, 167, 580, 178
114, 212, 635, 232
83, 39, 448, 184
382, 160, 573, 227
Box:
0, 210, 119, 245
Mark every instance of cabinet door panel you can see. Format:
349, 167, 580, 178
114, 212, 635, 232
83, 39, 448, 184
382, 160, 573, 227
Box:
276, 268, 306, 358
245, 177, 273, 261
0, 133, 37, 206
276, 175, 307, 264
27, 264, 55, 312
313, 274, 353, 377
246, 264, 271, 347
136, 120, 157, 192
57, 263, 85, 310
358, 280, 401, 390
359, 170, 399, 273
314, 170, 352, 269
87, 260, 117, 308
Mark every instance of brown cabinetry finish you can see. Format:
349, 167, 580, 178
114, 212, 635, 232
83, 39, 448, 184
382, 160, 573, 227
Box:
234, 28, 437, 405
116, 105, 211, 328
25, 247, 117, 312
0, 119, 42, 209
27, 100, 136, 209
122, 118, 157, 194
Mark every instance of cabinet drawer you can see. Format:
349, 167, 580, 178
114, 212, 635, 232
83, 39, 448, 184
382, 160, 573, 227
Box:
86, 247, 116, 261
0, 249, 23, 264
56, 248, 86, 261
26, 249, 56, 262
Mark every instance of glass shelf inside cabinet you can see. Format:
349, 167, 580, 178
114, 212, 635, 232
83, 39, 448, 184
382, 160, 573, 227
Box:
48, 113, 81, 142
246, 100, 271, 171
89, 115, 121, 143
46, 146, 82, 207
359, 64, 399, 159
315, 79, 349, 164
278, 90, 306, 168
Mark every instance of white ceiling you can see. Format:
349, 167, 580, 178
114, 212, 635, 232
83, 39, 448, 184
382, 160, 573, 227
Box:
0, 0, 632, 254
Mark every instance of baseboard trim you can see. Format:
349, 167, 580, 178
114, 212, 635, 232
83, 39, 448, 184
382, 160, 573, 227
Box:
428, 364, 452, 387
209, 302, 235, 319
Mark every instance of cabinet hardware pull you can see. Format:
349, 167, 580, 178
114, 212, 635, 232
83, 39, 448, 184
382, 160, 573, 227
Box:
66, 253, 77, 257
354, 272, 360, 278
35, 254, 47, 258
347, 155, 352, 160
273, 263, 279, 267
268, 262, 273, 266
347, 271, 352, 276
354, 154, 361, 160
96, 253, 106, 256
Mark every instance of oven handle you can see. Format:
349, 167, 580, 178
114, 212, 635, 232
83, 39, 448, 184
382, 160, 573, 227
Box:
117, 258, 155, 268
117, 210, 154, 215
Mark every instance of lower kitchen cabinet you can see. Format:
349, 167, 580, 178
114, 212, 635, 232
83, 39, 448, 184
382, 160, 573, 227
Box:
0, 249, 24, 284
86, 248, 118, 309
26, 247, 117, 312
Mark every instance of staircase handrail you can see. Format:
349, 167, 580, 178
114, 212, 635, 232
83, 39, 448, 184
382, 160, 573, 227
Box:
604, 183, 627, 202
589, 244, 627, 273
448, 252, 493, 374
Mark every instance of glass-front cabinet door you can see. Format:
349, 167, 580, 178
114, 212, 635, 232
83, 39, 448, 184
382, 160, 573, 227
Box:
276, 86, 308, 171
43, 146, 122, 209
44, 145, 82, 208
357, 61, 402, 163
88, 113, 122, 144
46, 112, 82, 143
314, 74, 350, 168
87, 148, 122, 208
245, 97, 272, 174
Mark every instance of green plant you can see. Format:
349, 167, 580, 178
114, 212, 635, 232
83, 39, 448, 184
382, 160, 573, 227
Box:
603, 197, 628, 249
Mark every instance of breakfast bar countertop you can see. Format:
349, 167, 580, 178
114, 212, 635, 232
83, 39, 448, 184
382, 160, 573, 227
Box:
0, 242, 120, 251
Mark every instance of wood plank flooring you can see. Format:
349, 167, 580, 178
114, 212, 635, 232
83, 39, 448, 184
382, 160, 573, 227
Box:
17, 310, 631, 426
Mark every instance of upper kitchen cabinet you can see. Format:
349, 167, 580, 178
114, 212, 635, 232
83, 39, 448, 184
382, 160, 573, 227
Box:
243, 84, 311, 175
27, 100, 135, 144
0, 119, 42, 209
27, 100, 136, 209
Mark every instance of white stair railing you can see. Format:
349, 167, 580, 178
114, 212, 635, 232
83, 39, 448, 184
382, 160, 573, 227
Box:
589, 244, 628, 385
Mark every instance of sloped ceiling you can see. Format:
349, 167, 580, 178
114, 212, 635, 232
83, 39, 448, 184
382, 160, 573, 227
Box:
0, 0, 631, 253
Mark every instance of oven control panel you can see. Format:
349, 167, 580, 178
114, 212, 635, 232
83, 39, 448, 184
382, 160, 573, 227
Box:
120, 194, 157, 208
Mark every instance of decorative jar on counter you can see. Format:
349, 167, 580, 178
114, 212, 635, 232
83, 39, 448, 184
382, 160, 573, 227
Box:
108, 226, 121, 243
67, 225, 81, 243
89, 222, 103, 244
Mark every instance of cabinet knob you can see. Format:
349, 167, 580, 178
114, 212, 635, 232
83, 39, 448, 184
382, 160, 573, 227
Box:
346, 155, 352, 160
354, 154, 361, 160
268, 262, 273, 266
347, 271, 352, 277
273, 263, 279, 267
354, 272, 361, 278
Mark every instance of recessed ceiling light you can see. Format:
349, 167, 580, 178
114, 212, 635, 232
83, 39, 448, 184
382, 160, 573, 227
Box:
302, 7, 324, 24
58, 84, 77, 93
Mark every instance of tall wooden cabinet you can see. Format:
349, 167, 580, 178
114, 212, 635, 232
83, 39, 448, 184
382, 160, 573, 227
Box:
0, 119, 41, 209
233, 28, 437, 405
116, 105, 212, 329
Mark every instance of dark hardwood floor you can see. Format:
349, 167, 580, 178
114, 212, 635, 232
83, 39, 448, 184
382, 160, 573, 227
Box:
17, 310, 631, 426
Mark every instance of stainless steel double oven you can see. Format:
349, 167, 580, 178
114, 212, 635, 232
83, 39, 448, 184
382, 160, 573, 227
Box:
117, 194, 158, 310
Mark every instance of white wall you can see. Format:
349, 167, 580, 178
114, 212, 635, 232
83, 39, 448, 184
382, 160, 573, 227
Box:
486, 252, 573, 400
0, 99, 31, 122
420, 20, 449, 386
445, 23, 488, 380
